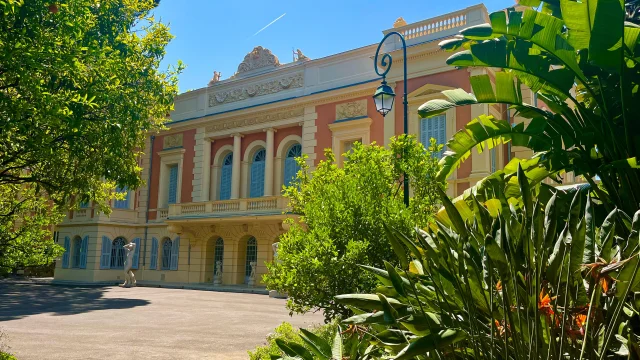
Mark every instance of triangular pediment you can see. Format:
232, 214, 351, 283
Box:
408, 83, 456, 103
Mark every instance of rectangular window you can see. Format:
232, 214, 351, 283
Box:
343, 139, 360, 155
113, 186, 130, 209
168, 165, 178, 205
79, 201, 90, 208
420, 114, 446, 158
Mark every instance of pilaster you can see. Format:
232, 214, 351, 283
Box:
231, 134, 242, 199
301, 106, 318, 170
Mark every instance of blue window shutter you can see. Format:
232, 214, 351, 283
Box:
100, 236, 112, 269
250, 150, 266, 198
62, 236, 70, 268
168, 165, 178, 204
132, 238, 140, 269
283, 157, 298, 188
420, 117, 429, 148
219, 163, 232, 200
170, 237, 180, 270
80, 236, 88, 269
113, 186, 129, 209
420, 115, 446, 157
150, 238, 158, 270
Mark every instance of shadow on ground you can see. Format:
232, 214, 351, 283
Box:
0, 283, 149, 321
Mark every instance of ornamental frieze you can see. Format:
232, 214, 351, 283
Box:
205, 108, 304, 133
208, 72, 304, 108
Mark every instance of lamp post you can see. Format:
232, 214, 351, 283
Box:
373, 31, 409, 207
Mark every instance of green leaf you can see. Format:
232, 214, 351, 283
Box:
384, 224, 409, 270
600, 208, 618, 262
560, 0, 624, 72
331, 328, 343, 360
615, 254, 640, 299
417, 89, 477, 118
378, 293, 399, 324
394, 329, 468, 360
299, 328, 332, 359
434, 115, 551, 181
583, 194, 597, 264
385, 261, 407, 297
517, 163, 532, 215
275, 339, 303, 359
438, 187, 466, 235
334, 294, 406, 311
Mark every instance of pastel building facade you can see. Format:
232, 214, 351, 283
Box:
53, 4, 546, 286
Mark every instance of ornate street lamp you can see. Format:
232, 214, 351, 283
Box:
373, 31, 409, 207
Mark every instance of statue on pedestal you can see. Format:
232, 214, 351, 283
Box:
213, 260, 223, 286
272, 242, 279, 261
208, 71, 221, 86
247, 261, 257, 287
122, 242, 136, 288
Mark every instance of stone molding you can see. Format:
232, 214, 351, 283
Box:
204, 107, 304, 133
208, 72, 303, 108
336, 99, 367, 121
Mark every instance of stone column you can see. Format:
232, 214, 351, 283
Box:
231, 134, 242, 199
201, 138, 212, 201
264, 128, 275, 196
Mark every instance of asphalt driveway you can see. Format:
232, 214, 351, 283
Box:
0, 283, 323, 360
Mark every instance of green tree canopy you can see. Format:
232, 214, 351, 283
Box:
0, 0, 182, 271
264, 136, 444, 321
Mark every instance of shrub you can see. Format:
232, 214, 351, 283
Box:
265, 136, 443, 321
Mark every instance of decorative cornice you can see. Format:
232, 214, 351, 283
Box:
208, 72, 304, 108
205, 107, 304, 133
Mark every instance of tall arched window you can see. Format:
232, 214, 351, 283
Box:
72, 237, 82, 268
110, 237, 126, 269
161, 238, 173, 270
219, 153, 233, 200
214, 238, 224, 275
245, 237, 257, 284
250, 149, 266, 198
284, 144, 302, 188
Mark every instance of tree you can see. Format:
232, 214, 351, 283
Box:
264, 136, 443, 321
418, 0, 640, 217
0, 0, 182, 270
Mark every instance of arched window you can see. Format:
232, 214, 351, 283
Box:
110, 237, 126, 269
72, 237, 82, 268
284, 144, 302, 188
219, 153, 233, 200
245, 237, 257, 284
250, 149, 266, 198
214, 238, 224, 275
161, 238, 173, 270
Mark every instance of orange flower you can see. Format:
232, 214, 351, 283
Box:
494, 319, 509, 336
575, 314, 587, 329
538, 288, 554, 316
496, 280, 502, 291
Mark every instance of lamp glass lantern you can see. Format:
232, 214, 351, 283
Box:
373, 80, 396, 117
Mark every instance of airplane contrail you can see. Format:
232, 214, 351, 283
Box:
252, 13, 286, 36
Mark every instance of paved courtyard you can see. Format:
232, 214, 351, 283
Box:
0, 283, 324, 360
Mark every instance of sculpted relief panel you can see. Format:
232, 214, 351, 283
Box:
236, 46, 280, 74
163, 134, 183, 149
208, 73, 304, 108
205, 108, 304, 133
336, 99, 367, 121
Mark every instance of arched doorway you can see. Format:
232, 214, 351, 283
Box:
244, 237, 257, 284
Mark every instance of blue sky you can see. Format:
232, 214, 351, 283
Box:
153, 0, 515, 93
